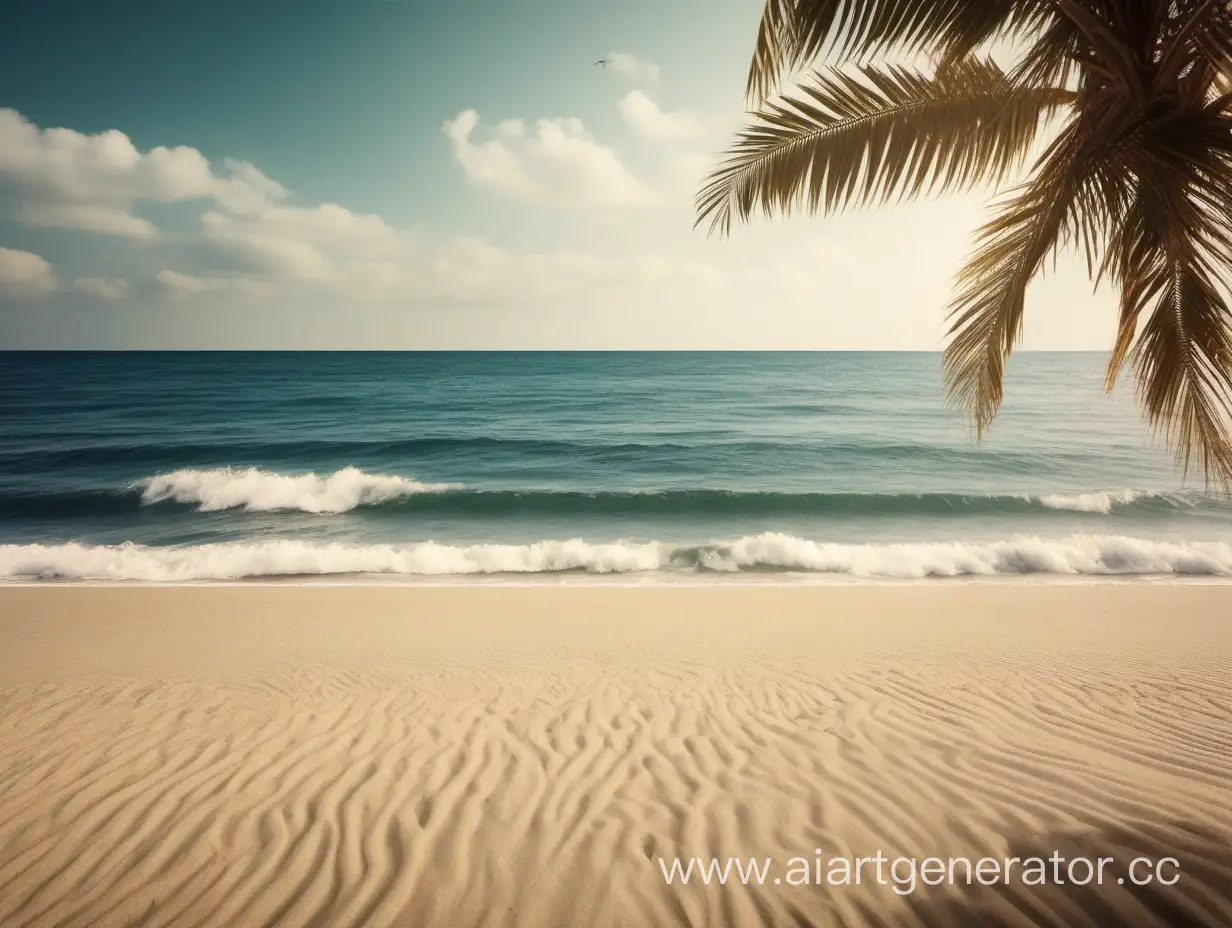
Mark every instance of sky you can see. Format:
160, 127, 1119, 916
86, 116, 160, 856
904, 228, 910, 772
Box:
0, 0, 1120, 350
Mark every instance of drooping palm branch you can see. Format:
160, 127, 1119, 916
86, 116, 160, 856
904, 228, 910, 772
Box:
700, 0, 1232, 486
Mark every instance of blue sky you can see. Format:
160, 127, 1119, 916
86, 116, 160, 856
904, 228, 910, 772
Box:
0, 0, 1118, 349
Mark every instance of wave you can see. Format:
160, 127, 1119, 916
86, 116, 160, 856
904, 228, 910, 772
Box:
0, 473, 1209, 520
1037, 490, 1152, 513
4, 534, 1231, 581
0, 436, 1090, 473
137, 467, 454, 513
355, 487, 1193, 518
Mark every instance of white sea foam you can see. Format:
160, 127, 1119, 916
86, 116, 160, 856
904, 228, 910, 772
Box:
0, 539, 669, 582
1037, 490, 1150, 513
697, 532, 1232, 576
3, 534, 1231, 582
137, 467, 453, 513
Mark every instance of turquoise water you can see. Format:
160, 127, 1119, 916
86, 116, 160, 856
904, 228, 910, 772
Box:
1, 351, 1230, 581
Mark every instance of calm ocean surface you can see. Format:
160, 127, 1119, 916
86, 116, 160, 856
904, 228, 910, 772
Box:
2, 351, 1231, 582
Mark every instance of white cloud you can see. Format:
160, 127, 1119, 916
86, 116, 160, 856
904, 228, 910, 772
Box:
0, 102, 1127, 350
190, 200, 410, 293
200, 210, 335, 282
74, 277, 128, 300
0, 109, 286, 239
443, 109, 649, 207
165, 221, 736, 306
17, 203, 160, 239
611, 91, 715, 201
156, 269, 221, 294
154, 192, 410, 300
211, 159, 289, 215
0, 107, 710, 310
618, 91, 699, 141
204, 203, 402, 255
0, 247, 57, 298
155, 268, 270, 299
605, 51, 660, 84
0, 109, 759, 317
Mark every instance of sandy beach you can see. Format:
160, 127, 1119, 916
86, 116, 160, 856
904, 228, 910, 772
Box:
1, 585, 1230, 927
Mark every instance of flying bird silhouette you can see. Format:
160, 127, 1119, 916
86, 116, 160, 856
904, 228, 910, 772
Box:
592, 58, 610, 68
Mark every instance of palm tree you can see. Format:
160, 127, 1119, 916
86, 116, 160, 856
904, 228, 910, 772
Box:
698, 1, 1232, 485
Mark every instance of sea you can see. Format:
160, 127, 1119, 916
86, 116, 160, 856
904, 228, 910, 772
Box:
2, 350, 1231, 584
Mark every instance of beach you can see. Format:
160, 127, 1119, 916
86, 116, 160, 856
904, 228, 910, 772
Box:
2, 584, 1229, 927
7, 1, 1232, 925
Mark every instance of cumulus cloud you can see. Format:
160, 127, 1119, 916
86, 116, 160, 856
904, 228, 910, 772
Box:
618, 91, 699, 141
187, 199, 410, 294
200, 211, 334, 282
156, 269, 223, 294
212, 159, 289, 215
0, 109, 286, 239
154, 193, 411, 300
604, 52, 660, 84
443, 109, 649, 207
155, 269, 271, 298
152, 235, 725, 306
2, 108, 738, 312
74, 277, 128, 300
17, 204, 160, 240
611, 90, 715, 199
0, 247, 57, 298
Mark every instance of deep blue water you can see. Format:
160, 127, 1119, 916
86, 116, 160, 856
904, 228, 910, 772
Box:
1, 351, 1230, 581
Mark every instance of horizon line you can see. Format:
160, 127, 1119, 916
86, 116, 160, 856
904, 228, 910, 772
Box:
0, 347, 1114, 354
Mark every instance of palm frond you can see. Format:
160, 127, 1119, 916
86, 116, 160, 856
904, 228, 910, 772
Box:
729, 0, 1232, 487
698, 58, 1075, 236
746, 0, 1054, 102
1105, 199, 1165, 382
1153, 0, 1220, 77
1102, 107, 1232, 486
936, 1, 1058, 69
1008, 12, 1085, 91
1052, 0, 1151, 100
1127, 256, 1232, 486
942, 122, 1101, 433
1178, 1, 1232, 86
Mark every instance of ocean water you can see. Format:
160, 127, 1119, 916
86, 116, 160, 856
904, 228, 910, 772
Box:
1, 350, 1230, 583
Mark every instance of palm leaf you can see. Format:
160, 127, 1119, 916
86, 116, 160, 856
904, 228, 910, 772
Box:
1051, 0, 1151, 100
698, 58, 1075, 236
942, 120, 1109, 433
1170, 1, 1232, 89
1152, 0, 1225, 89
1128, 256, 1232, 486
1008, 13, 1085, 91
726, 0, 1232, 486
1103, 105, 1232, 485
746, 0, 1055, 102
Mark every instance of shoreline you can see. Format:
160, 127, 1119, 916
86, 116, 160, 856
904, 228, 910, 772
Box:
7, 531, 1232, 585
5, 572, 1232, 588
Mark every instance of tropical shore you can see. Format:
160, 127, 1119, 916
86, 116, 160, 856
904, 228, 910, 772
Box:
1, 585, 1230, 927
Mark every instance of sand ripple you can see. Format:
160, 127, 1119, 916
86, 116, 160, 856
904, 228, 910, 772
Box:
0, 586, 1230, 927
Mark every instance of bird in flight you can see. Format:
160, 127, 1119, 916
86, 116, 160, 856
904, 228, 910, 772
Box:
592, 58, 610, 68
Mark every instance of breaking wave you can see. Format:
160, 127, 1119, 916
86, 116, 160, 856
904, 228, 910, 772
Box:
0, 470, 1211, 520
136, 467, 454, 513
4, 534, 1231, 582
1037, 490, 1152, 513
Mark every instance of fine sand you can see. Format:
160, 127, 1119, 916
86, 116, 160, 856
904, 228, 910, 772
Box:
0, 585, 1230, 928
